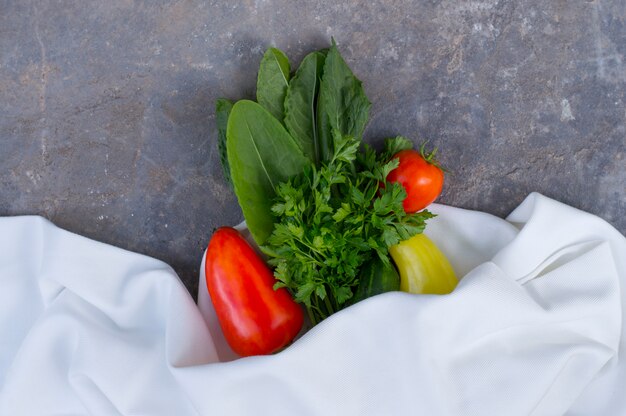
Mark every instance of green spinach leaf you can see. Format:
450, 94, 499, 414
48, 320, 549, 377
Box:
316, 90, 333, 163
318, 40, 371, 159
284, 50, 326, 163
256, 48, 291, 121
215, 98, 233, 187
227, 100, 310, 245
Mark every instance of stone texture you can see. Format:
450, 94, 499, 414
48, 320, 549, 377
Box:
1, 0, 624, 298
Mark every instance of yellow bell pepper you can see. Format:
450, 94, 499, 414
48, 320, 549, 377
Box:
389, 233, 457, 295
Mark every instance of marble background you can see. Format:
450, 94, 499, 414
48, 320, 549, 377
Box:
1, 0, 624, 296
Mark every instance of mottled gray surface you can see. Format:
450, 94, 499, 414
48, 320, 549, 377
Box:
1, 1, 624, 297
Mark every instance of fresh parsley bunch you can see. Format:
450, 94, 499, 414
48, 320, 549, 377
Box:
263, 134, 434, 325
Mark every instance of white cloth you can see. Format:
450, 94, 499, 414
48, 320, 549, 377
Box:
1, 193, 624, 415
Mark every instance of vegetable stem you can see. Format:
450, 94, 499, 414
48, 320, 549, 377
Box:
323, 295, 335, 317
306, 305, 317, 326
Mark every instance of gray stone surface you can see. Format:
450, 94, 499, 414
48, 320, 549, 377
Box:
1, 0, 624, 297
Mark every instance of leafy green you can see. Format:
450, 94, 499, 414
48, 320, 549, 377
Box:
215, 98, 234, 187
350, 256, 400, 306
316, 88, 333, 163
381, 136, 414, 160
284, 50, 327, 163
227, 100, 310, 245
219, 41, 437, 326
256, 48, 291, 121
317, 40, 371, 162
263, 132, 434, 324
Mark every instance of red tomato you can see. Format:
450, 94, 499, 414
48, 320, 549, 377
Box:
386, 149, 444, 213
205, 227, 303, 356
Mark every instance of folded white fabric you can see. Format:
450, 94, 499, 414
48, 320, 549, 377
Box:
1, 193, 624, 415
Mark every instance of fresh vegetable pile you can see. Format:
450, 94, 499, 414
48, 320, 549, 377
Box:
206, 40, 457, 356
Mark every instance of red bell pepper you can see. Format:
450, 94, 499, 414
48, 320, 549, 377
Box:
205, 227, 304, 356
